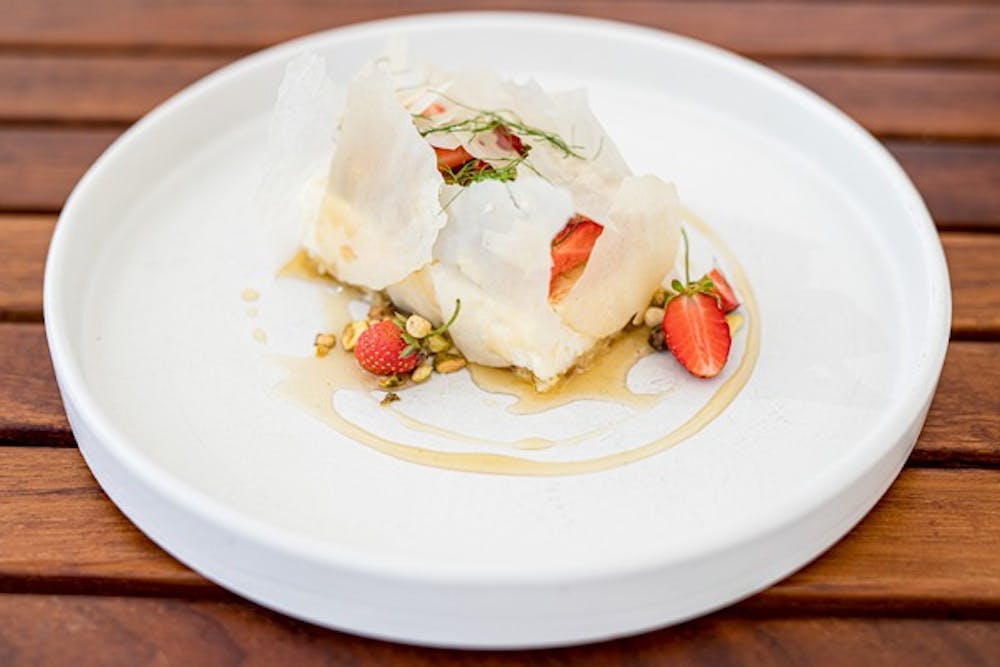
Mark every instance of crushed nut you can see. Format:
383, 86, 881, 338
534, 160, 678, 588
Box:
341, 320, 369, 351
425, 333, 451, 354
378, 374, 407, 389
379, 392, 401, 406
643, 306, 665, 329
405, 314, 433, 339
313, 333, 336, 357
650, 287, 668, 308
434, 353, 467, 374
367, 303, 395, 321
411, 360, 434, 383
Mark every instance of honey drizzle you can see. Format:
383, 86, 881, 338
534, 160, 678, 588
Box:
274, 208, 761, 475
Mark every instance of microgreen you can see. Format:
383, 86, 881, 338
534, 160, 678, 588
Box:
664, 229, 718, 306
398, 299, 461, 358
415, 91, 585, 160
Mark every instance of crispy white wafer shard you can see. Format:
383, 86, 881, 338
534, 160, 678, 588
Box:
427, 178, 595, 381
556, 175, 682, 338
258, 54, 341, 271
303, 63, 447, 289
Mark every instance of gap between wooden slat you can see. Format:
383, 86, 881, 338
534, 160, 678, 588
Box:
0, 450, 997, 615
0, 1, 999, 62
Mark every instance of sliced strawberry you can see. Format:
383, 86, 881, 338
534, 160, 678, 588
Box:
708, 268, 740, 313
662, 293, 732, 378
494, 125, 528, 156
421, 101, 446, 116
434, 145, 476, 172
354, 320, 421, 376
549, 215, 604, 296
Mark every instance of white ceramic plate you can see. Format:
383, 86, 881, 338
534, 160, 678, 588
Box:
45, 13, 950, 648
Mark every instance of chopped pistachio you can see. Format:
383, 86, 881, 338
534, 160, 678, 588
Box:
650, 287, 668, 308
378, 374, 407, 389
405, 314, 433, 339
425, 333, 451, 354
341, 320, 369, 351
643, 306, 665, 329
313, 332, 336, 357
411, 360, 434, 383
379, 392, 401, 406
434, 353, 467, 374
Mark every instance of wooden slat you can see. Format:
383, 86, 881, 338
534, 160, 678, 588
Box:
0, 215, 53, 320
945, 233, 1000, 339
772, 63, 1000, 140
886, 141, 1000, 229
1, 326, 997, 462
1, 1, 999, 62
0, 324, 70, 445
0, 596, 997, 667
2, 127, 998, 228
4, 216, 997, 331
917, 342, 1000, 468
3, 55, 999, 141
0, 54, 225, 123
0, 128, 116, 212
1, 447, 998, 613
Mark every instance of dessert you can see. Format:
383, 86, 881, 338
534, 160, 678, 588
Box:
269, 53, 741, 391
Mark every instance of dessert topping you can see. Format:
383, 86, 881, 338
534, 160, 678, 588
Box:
658, 230, 736, 378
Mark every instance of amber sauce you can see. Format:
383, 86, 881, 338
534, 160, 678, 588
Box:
274, 209, 761, 476
467, 327, 659, 415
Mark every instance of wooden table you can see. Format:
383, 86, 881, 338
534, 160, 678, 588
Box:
2, 1, 998, 664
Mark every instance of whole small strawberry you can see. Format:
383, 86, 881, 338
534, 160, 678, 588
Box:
354, 320, 421, 376
661, 230, 733, 378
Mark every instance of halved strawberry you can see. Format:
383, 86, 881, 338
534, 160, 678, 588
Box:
708, 268, 740, 313
662, 292, 732, 378
354, 320, 421, 376
549, 215, 604, 296
658, 230, 734, 378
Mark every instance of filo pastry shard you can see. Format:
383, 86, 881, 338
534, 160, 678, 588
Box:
267, 55, 682, 389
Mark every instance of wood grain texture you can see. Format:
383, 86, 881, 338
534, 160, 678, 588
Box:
0, 596, 998, 667
946, 233, 1000, 339
0, 323, 996, 460
1, 448, 998, 614
1, 127, 997, 228
0, 215, 53, 320
1, 1, 999, 61
0, 128, 116, 212
0, 54, 224, 123
0, 324, 70, 445
885, 141, 1000, 229
916, 343, 1000, 468
4, 217, 996, 330
4, 55, 999, 141
773, 63, 1000, 140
